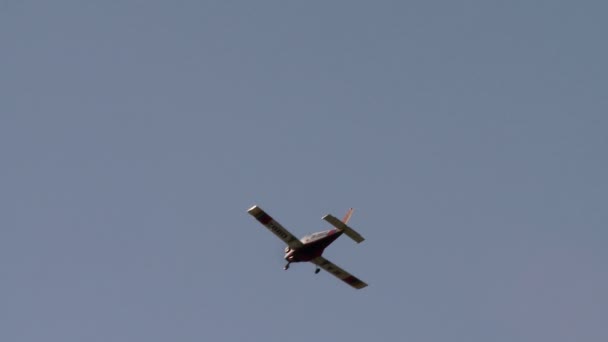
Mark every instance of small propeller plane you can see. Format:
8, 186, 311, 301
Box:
247, 205, 368, 289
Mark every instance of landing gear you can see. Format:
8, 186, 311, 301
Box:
315, 267, 320, 274
284, 262, 291, 270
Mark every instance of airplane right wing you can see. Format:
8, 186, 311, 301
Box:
248, 205, 303, 249
311, 256, 368, 289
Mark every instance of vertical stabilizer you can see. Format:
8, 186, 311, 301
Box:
342, 208, 354, 224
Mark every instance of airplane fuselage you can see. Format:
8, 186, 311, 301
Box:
284, 229, 343, 262
247, 205, 367, 289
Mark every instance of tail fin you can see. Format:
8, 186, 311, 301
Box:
323, 212, 365, 243
342, 208, 354, 224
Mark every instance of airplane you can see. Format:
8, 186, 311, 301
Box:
247, 205, 368, 289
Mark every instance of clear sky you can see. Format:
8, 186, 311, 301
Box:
1, 1, 607, 341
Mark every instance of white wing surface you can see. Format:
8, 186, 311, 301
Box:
311, 256, 368, 289
248, 205, 303, 249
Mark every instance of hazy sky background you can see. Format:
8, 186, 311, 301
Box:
2, 1, 607, 341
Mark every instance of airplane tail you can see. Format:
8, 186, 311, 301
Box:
323, 209, 365, 243
342, 208, 354, 224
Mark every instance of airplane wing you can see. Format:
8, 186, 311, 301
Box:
311, 256, 368, 289
247, 205, 303, 249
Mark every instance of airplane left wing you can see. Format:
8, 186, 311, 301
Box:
248, 205, 303, 249
311, 256, 368, 289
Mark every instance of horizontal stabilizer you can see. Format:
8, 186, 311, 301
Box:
323, 214, 365, 243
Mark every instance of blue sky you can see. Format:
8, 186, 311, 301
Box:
1, 1, 607, 341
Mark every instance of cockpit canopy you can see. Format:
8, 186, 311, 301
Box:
300, 229, 332, 243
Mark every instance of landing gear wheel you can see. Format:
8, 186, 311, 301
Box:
284, 263, 290, 270
315, 268, 320, 274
